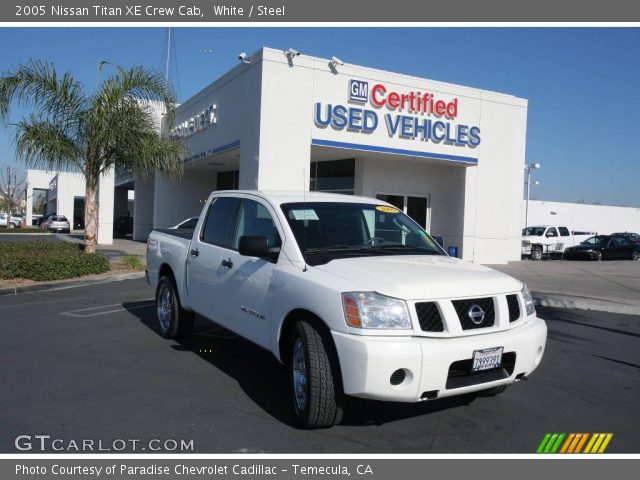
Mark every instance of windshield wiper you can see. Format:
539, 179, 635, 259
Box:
305, 245, 370, 253
368, 244, 440, 253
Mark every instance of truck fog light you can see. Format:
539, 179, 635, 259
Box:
389, 368, 412, 386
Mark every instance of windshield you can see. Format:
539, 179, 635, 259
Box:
523, 227, 545, 236
281, 202, 445, 266
582, 236, 610, 246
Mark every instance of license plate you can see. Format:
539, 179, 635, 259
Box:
472, 347, 503, 372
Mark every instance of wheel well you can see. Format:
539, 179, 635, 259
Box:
158, 263, 174, 282
279, 309, 332, 366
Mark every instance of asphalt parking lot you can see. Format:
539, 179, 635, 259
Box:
0, 277, 638, 453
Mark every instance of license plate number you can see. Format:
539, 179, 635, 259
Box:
472, 347, 503, 372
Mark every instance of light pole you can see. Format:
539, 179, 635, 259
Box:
524, 163, 541, 228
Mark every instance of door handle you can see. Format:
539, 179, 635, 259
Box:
221, 258, 233, 269
189, 248, 199, 257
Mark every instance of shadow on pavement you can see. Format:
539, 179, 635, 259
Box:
123, 300, 479, 429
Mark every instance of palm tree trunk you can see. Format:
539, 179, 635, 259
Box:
84, 172, 99, 254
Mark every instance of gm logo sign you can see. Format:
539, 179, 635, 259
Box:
349, 79, 368, 103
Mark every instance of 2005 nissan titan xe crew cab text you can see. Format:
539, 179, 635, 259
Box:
146, 191, 547, 428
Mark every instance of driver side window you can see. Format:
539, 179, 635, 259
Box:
233, 199, 282, 249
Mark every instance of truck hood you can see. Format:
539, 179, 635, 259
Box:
315, 255, 522, 300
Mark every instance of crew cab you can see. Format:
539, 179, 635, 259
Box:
147, 191, 547, 428
521, 225, 593, 260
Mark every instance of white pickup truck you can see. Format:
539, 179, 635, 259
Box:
146, 191, 547, 428
521, 225, 594, 260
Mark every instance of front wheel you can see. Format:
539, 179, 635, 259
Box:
8, 223, 15, 229
632, 250, 640, 261
155, 275, 194, 339
530, 246, 542, 261
291, 320, 343, 429
593, 251, 603, 261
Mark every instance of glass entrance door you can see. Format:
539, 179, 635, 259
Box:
376, 193, 431, 231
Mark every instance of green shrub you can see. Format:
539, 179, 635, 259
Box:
0, 240, 110, 281
121, 255, 144, 271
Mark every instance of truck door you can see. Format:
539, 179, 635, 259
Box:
186, 196, 242, 324
545, 227, 561, 252
215, 198, 283, 349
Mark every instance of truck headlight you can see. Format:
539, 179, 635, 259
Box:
342, 292, 412, 329
522, 284, 536, 316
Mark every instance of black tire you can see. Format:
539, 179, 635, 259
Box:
155, 275, 194, 339
593, 251, 603, 261
632, 250, 640, 261
530, 246, 542, 261
476, 385, 508, 397
291, 320, 343, 429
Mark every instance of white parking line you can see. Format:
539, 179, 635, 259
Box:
60, 301, 154, 318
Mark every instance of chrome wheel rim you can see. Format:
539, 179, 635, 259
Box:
292, 337, 308, 412
156, 284, 172, 332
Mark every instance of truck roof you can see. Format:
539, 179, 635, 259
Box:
211, 190, 388, 206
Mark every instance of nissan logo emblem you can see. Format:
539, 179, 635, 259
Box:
468, 304, 485, 325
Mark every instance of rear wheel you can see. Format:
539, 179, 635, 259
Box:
155, 275, 194, 339
632, 250, 640, 261
8, 223, 15, 229
593, 251, 603, 261
530, 246, 542, 261
291, 320, 343, 429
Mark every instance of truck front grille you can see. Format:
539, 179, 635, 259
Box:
452, 297, 495, 330
415, 302, 444, 332
506, 294, 521, 322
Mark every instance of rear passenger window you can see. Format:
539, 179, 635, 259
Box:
559, 227, 570, 237
201, 197, 242, 248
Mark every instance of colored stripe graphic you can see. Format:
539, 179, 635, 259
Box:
537, 433, 613, 454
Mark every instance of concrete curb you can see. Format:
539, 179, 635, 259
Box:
0, 271, 145, 296
533, 292, 640, 316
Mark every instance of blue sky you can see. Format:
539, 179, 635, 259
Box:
0, 27, 638, 207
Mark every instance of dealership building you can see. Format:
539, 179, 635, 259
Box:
25, 47, 639, 264
133, 47, 528, 264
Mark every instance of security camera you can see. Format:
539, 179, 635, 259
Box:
285, 48, 300, 59
238, 52, 251, 64
330, 56, 344, 66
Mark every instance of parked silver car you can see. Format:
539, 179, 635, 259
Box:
0, 213, 21, 229
45, 215, 71, 233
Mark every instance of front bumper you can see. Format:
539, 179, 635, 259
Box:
332, 316, 547, 402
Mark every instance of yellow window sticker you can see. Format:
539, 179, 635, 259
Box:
376, 206, 399, 214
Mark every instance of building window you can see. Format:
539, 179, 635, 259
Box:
310, 159, 354, 195
217, 170, 239, 190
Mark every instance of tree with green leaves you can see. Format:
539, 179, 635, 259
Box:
0, 61, 185, 252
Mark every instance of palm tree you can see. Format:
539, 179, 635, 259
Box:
0, 60, 185, 253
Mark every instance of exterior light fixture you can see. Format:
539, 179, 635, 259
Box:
284, 48, 300, 60
524, 163, 542, 228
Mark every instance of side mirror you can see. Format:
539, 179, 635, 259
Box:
238, 236, 279, 261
